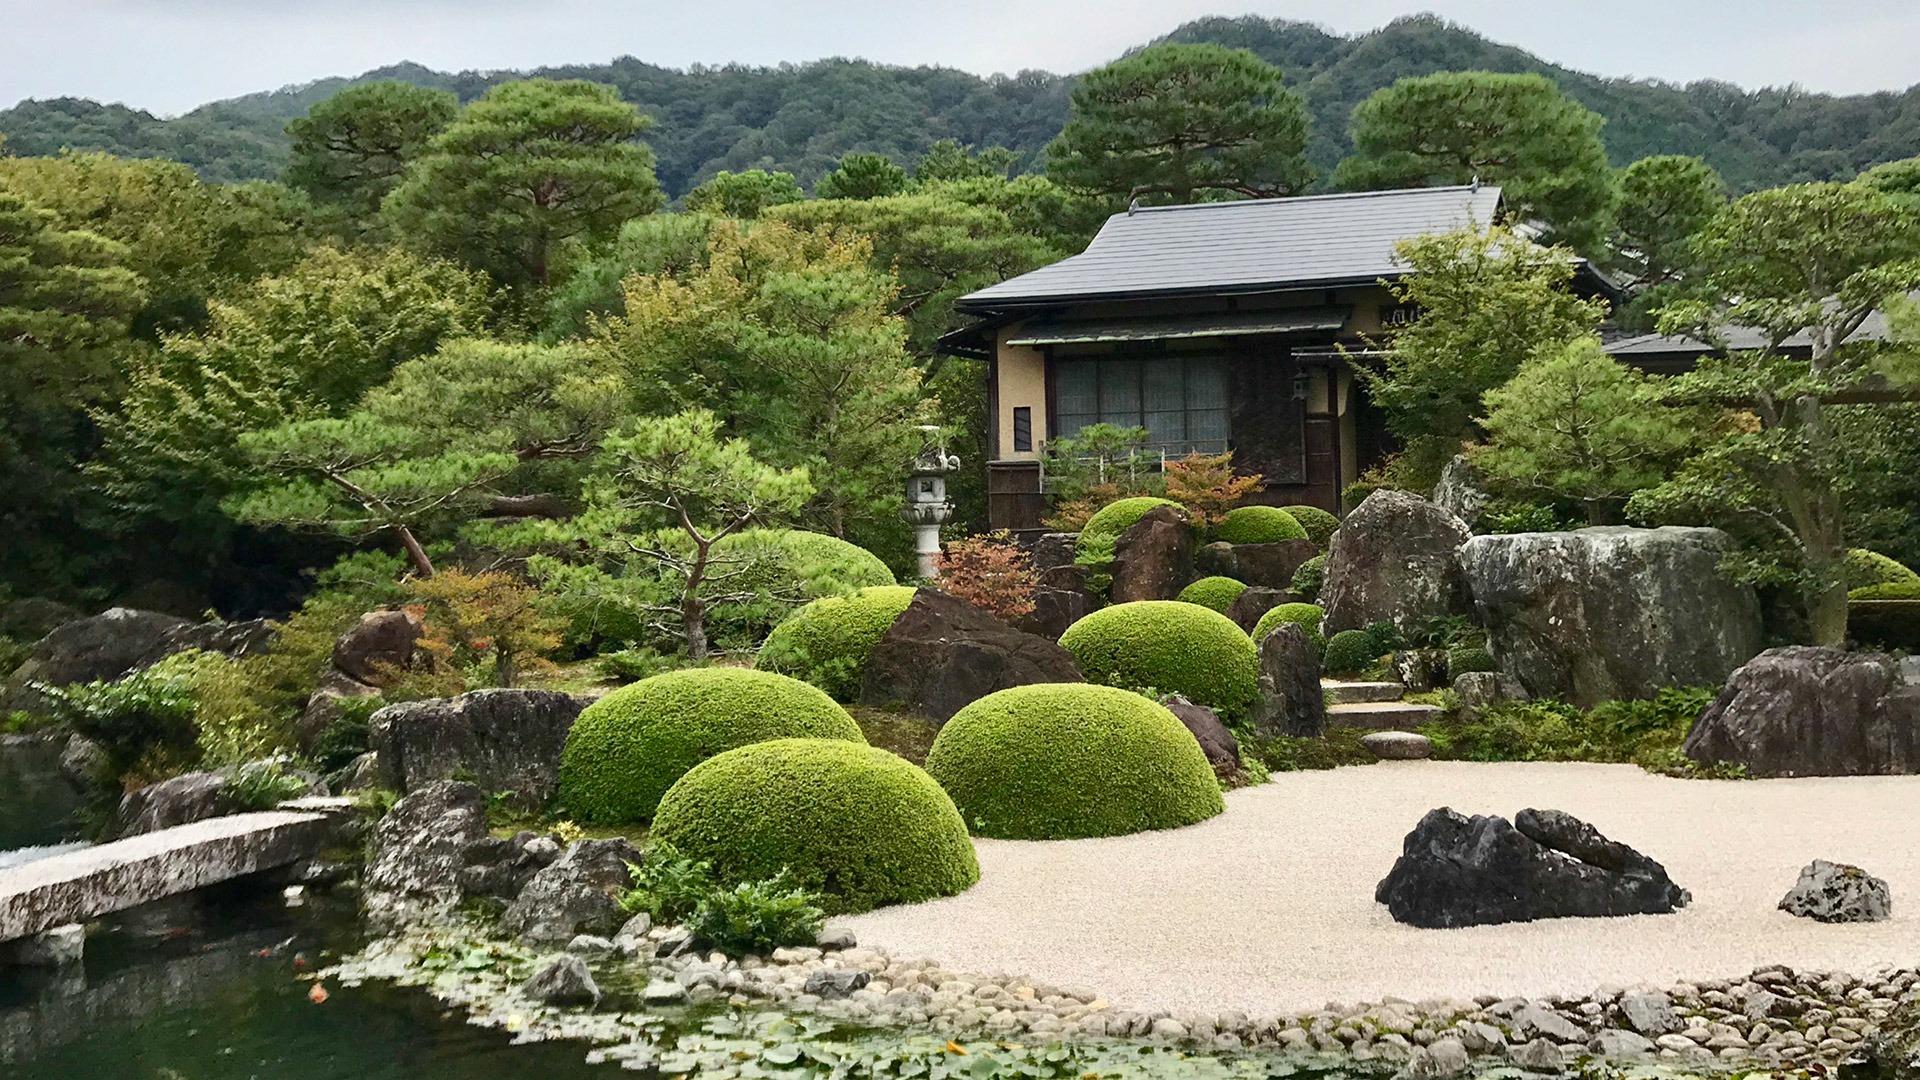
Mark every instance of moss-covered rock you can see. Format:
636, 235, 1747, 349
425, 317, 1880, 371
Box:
558, 668, 863, 823
1075, 497, 1180, 563
1290, 554, 1327, 602
1253, 602, 1325, 648
926, 684, 1224, 840
1322, 628, 1381, 676
757, 585, 917, 701
651, 737, 979, 914
1177, 576, 1247, 613
1058, 600, 1258, 717
1279, 505, 1339, 547
1213, 506, 1306, 545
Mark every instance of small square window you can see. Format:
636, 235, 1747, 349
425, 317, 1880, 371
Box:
1012, 406, 1033, 452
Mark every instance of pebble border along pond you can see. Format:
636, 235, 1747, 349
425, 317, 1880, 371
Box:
326, 914, 1919, 1077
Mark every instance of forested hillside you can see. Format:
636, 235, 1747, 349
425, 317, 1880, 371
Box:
5, 14, 1918, 195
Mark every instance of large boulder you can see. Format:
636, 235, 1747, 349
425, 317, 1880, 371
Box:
860, 590, 1083, 722
370, 688, 584, 809
1108, 505, 1194, 602
2, 608, 270, 710
1157, 694, 1240, 777
296, 669, 382, 751
1321, 491, 1473, 636
331, 609, 423, 686
1430, 455, 1491, 531
1015, 582, 1100, 642
1459, 527, 1763, 708
0, 597, 82, 643
1375, 807, 1690, 928
1195, 540, 1320, 590
1224, 586, 1292, 634
364, 780, 489, 927
502, 837, 644, 944
1247, 623, 1325, 738
1778, 859, 1892, 923
1028, 533, 1081, 576
1685, 647, 1920, 776
111, 771, 229, 838
461, 830, 564, 902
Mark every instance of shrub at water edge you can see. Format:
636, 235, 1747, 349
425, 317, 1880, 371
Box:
1058, 600, 1259, 717
1177, 576, 1247, 613
651, 737, 980, 914
1253, 602, 1325, 648
926, 683, 1225, 840
1280, 505, 1339, 547
1213, 505, 1306, 545
559, 667, 864, 823
757, 585, 917, 701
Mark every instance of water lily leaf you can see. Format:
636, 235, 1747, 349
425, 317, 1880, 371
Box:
762, 1044, 804, 1066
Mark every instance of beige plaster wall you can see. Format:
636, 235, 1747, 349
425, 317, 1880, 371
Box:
995, 329, 1047, 461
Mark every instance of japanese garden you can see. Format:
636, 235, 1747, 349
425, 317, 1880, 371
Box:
3, 11, 1920, 1080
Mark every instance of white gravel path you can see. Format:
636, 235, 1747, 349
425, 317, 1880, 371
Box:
844, 762, 1920, 1016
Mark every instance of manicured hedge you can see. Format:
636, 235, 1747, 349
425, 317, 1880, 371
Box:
1846, 548, 1920, 591
1075, 497, 1180, 563
926, 684, 1225, 840
1322, 629, 1381, 676
1851, 582, 1920, 600
1253, 602, 1325, 648
1213, 505, 1306, 545
1290, 555, 1326, 602
651, 738, 979, 914
757, 585, 917, 701
1447, 644, 1497, 677
1177, 576, 1247, 613
558, 667, 864, 823
1279, 505, 1339, 547
1058, 600, 1258, 717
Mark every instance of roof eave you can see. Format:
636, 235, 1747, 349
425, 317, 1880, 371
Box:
954, 272, 1409, 316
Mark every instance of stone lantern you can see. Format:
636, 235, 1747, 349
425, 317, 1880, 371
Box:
902, 426, 959, 580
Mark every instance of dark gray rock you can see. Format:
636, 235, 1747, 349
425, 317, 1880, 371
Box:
325, 751, 382, 795
1196, 540, 1320, 590
1431, 456, 1491, 532
1511, 1038, 1565, 1072
861, 590, 1082, 722
520, 954, 600, 1006
1459, 527, 1763, 709
111, 771, 229, 838
166, 619, 273, 661
1223, 586, 1291, 633
461, 830, 565, 902
1617, 991, 1680, 1036
1685, 647, 1920, 776
804, 969, 871, 998
1029, 533, 1081, 576
1860, 998, 1920, 1080
331, 609, 423, 686
1517, 1003, 1586, 1043
2, 608, 233, 711
1109, 505, 1194, 603
1015, 584, 1100, 641
1361, 731, 1434, 760
1392, 649, 1448, 694
1590, 1029, 1656, 1058
370, 688, 583, 809
1452, 671, 1528, 718
502, 838, 643, 944
1321, 491, 1473, 636
297, 669, 381, 752
0, 597, 82, 644
1157, 694, 1240, 777
1375, 807, 1689, 928
1248, 623, 1324, 738
364, 781, 489, 927
1777, 859, 1892, 922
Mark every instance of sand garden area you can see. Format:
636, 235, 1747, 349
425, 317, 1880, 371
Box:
844, 761, 1920, 1017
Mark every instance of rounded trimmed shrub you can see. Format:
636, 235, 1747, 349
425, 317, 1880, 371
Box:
1177, 576, 1247, 613
1290, 554, 1327, 602
1851, 581, 1920, 600
1846, 548, 1920, 590
1280, 505, 1339, 547
652, 738, 979, 914
718, 529, 895, 591
926, 684, 1225, 840
1058, 600, 1258, 717
1075, 496, 1180, 561
559, 667, 864, 823
1322, 628, 1381, 676
1253, 602, 1325, 648
1447, 644, 1497, 677
757, 585, 917, 701
1213, 505, 1306, 545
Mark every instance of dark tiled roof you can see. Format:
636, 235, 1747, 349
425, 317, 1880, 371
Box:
957, 185, 1505, 310
1604, 301, 1906, 358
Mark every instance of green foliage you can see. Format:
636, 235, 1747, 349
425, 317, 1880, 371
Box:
1252, 602, 1324, 647
312, 694, 382, 774
541, 212, 713, 339
684, 871, 828, 956
559, 666, 863, 824
1074, 496, 1180, 565
913, 139, 1018, 184
1058, 601, 1259, 718
1278, 505, 1338, 547
1212, 505, 1305, 544
1446, 644, 1497, 677
683, 169, 804, 218
619, 841, 716, 924
699, 530, 896, 651
1338, 71, 1614, 251
1859, 157, 1920, 202
1289, 555, 1326, 602
1612, 155, 1724, 292
813, 153, 910, 201
34, 667, 198, 777
651, 737, 979, 915
1321, 629, 1381, 676
283, 81, 458, 229
1424, 686, 1718, 773
146, 648, 294, 767
223, 757, 311, 811
1250, 727, 1377, 773
594, 647, 681, 684
1845, 549, 1920, 590
757, 586, 917, 702
1850, 581, 1920, 600
1046, 43, 1312, 204
384, 79, 664, 290
926, 684, 1224, 840
1177, 576, 1247, 614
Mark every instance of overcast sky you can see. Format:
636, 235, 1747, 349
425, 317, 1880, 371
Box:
4, 1, 1918, 116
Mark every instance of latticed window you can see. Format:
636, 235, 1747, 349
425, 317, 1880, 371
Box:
1055, 355, 1229, 454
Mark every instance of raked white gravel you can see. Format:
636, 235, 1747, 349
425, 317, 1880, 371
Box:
843, 761, 1920, 1016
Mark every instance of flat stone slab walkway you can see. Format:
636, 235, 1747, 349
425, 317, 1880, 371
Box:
0, 810, 334, 942
844, 762, 1920, 1016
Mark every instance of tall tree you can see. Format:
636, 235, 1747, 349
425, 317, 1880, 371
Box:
1337, 72, 1615, 252
682, 169, 804, 218
813, 152, 910, 201
1631, 182, 1920, 645
284, 80, 459, 227
1045, 43, 1312, 204
541, 212, 714, 341
383, 79, 663, 291
914, 139, 1017, 184
1613, 155, 1725, 288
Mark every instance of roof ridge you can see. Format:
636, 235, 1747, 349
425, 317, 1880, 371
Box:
1123, 184, 1496, 215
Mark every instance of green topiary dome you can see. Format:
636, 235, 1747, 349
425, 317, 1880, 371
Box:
1290, 554, 1327, 602
1846, 548, 1920, 591
1253, 602, 1325, 648
1322, 628, 1381, 676
652, 737, 979, 914
1213, 505, 1307, 544
1177, 576, 1247, 613
559, 667, 864, 824
1279, 505, 1339, 547
1058, 600, 1258, 717
697, 530, 897, 651
1075, 497, 1180, 562
926, 684, 1225, 840
757, 585, 917, 701
1447, 643, 1497, 677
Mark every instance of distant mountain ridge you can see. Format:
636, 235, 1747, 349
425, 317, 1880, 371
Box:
3, 13, 1917, 195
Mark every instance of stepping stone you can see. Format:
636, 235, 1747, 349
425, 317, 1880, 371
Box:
1361, 731, 1434, 760
1323, 680, 1406, 705
1327, 701, 1443, 730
